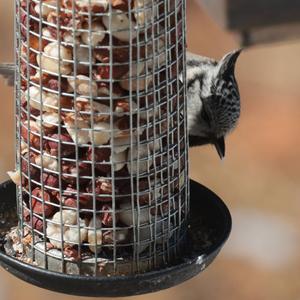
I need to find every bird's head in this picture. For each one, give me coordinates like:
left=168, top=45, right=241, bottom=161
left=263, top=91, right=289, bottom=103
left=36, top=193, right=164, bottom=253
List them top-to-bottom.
left=189, top=49, right=242, bottom=159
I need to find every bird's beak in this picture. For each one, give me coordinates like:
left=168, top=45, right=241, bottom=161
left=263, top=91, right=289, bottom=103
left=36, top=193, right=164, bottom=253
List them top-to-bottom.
left=189, top=135, right=226, bottom=159
left=213, top=137, right=226, bottom=159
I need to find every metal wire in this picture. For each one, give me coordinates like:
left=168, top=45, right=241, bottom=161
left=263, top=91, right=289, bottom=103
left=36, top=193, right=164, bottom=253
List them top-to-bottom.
left=15, top=0, right=188, bottom=275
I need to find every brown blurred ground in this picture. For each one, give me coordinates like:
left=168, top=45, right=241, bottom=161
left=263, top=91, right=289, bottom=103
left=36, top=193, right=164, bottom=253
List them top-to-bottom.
left=0, top=1, right=300, bottom=299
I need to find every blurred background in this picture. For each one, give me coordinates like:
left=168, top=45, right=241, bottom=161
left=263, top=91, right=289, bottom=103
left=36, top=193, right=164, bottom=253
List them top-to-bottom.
left=0, top=0, right=300, bottom=299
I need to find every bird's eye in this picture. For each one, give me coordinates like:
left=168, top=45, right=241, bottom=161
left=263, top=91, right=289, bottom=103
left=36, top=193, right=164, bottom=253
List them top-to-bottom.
left=201, top=109, right=210, bottom=124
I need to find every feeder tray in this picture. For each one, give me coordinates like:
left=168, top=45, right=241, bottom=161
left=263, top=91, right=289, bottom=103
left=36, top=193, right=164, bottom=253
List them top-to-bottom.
left=0, top=179, right=231, bottom=297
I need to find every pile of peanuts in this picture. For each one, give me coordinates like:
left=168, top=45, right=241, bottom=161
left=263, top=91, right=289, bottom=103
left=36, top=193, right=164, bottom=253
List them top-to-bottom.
left=10, top=0, right=186, bottom=258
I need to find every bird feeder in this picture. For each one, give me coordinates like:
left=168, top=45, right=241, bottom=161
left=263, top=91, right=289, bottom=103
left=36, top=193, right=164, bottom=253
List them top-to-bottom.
left=0, top=0, right=231, bottom=296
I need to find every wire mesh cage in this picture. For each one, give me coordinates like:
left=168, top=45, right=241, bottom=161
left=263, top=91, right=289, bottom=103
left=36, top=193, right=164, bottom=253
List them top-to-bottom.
left=13, top=0, right=189, bottom=276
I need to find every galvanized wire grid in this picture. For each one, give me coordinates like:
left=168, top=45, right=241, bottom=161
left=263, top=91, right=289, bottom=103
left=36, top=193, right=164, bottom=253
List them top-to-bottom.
left=15, top=0, right=188, bottom=275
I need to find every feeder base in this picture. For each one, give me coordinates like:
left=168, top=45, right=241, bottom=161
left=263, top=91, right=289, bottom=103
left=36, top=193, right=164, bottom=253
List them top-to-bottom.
left=0, top=179, right=231, bottom=297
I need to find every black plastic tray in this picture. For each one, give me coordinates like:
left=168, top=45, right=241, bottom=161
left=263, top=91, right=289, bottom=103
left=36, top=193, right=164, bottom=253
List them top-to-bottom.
left=0, top=179, right=231, bottom=297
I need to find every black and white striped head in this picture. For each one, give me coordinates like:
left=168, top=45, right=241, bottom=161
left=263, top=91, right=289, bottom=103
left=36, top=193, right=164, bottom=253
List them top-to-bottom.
left=187, top=49, right=242, bottom=158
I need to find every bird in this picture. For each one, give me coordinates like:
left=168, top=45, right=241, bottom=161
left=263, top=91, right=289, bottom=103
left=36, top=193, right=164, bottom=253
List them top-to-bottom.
left=185, top=49, right=242, bottom=159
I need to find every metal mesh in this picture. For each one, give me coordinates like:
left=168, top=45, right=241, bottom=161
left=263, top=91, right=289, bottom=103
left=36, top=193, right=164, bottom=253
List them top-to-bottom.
left=15, top=0, right=189, bottom=275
